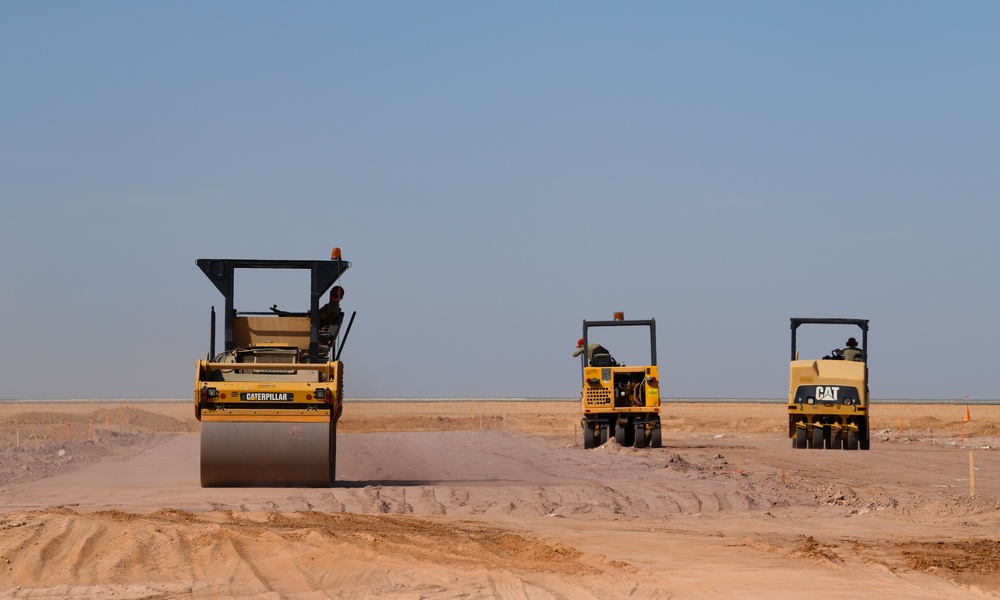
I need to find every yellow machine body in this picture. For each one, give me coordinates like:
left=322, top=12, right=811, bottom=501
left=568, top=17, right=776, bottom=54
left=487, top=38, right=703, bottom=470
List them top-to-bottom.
left=789, top=357, right=868, bottom=424
left=788, top=358, right=869, bottom=449
left=582, top=365, right=660, bottom=414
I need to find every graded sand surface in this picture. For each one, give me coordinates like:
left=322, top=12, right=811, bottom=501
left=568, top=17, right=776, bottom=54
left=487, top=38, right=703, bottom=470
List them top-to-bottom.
left=1, top=400, right=999, bottom=598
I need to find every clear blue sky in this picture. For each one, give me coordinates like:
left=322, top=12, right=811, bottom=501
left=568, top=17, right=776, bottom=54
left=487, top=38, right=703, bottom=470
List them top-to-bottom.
left=2, top=2, right=997, bottom=400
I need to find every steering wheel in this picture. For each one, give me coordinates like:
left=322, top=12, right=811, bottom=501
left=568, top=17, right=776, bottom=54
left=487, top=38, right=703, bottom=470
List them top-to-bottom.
left=830, top=348, right=844, bottom=359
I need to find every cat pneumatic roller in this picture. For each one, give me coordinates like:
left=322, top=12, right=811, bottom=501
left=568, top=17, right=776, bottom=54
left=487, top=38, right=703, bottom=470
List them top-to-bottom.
left=194, top=249, right=355, bottom=486
left=577, top=314, right=662, bottom=449
left=788, top=318, right=870, bottom=451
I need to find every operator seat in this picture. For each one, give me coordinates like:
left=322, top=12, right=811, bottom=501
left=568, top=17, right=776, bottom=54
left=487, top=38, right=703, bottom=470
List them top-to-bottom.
left=591, top=353, right=617, bottom=367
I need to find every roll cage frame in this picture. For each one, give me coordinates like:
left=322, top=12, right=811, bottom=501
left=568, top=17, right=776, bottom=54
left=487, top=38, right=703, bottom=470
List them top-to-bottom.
left=197, top=257, right=351, bottom=364
left=790, top=317, right=869, bottom=363
left=580, top=318, right=657, bottom=376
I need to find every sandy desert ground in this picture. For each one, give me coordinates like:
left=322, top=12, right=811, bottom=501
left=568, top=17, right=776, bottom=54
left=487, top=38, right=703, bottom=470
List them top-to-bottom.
left=1, top=399, right=999, bottom=599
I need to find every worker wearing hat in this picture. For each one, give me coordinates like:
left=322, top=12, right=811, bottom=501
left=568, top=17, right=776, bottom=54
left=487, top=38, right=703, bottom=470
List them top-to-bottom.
left=841, top=337, right=862, bottom=362
left=573, top=338, right=613, bottom=366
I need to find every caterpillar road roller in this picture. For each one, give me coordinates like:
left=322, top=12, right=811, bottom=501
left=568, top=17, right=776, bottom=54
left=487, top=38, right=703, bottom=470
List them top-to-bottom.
left=194, top=250, right=355, bottom=486
left=577, top=314, right=662, bottom=449
left=788, top=318, right=870, bottom=451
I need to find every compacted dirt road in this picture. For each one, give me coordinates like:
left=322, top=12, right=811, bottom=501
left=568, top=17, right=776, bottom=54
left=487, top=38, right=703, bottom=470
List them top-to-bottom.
left=1, top=400, right=999, bottom=599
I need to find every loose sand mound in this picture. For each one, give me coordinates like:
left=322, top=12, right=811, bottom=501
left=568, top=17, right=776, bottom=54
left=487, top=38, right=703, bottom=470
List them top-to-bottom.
left=0, top=507, right=668, bottom=599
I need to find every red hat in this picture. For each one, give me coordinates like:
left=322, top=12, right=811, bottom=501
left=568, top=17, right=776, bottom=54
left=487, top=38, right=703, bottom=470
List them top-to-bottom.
left=846, top=337, right=858, bottom=347
left=577, top=338, right=584, bottom=347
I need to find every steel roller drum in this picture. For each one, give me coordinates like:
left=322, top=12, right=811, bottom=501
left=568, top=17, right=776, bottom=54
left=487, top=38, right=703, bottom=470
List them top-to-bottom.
left=200, top=421, right=335, bottom=487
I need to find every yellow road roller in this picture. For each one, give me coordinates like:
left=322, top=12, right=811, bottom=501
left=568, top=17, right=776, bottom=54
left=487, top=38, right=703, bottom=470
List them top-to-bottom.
left=194, top=250, right=354, bottom=486
left=577, top=315, right=661, bottom=449
left=788, top=318, right=870, bottom=451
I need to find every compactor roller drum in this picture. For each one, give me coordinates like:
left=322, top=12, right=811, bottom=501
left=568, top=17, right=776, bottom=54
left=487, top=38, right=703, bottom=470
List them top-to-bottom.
left=194, top=252, right=354, bottom=487
left=577, top=316, right=662, bottom=449
left=787, top=318, right=870, bottom=452
left=201, top=421, right=335, bottom=486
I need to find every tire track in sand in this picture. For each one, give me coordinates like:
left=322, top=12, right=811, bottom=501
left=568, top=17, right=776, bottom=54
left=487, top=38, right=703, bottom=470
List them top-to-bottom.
left=228, top=529, right=322, bottom=597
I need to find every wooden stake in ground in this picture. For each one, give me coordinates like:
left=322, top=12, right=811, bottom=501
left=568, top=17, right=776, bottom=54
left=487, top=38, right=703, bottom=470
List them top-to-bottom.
left=969, top=451, right=976, bottom=496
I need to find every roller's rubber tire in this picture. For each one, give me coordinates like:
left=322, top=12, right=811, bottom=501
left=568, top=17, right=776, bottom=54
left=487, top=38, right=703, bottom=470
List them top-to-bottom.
left=615, top=423, right=627, bottom=445
left=599, top=424, right=609, bottom=446
left=634, top=424, right=648, bottom=449
left=583, top=425, right=596, bottom=449
left=812, top=425, right=825, bottom=450
left=651, top=427, right=662, bottom=448
left=795, top=427, right=808, bottom=449
left=846, top=429, right=859, bottom=450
